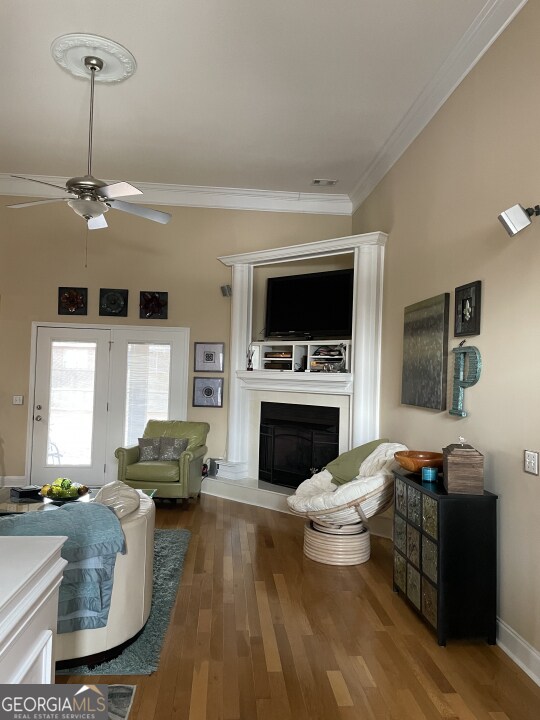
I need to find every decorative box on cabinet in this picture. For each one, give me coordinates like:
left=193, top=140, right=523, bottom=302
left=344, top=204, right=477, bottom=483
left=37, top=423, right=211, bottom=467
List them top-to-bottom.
left=392, top=469, right=497, bottom=646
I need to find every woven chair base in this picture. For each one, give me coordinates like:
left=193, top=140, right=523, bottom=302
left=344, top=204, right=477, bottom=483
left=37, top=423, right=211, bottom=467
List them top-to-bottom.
left=303, top=521, right=371, bottom=565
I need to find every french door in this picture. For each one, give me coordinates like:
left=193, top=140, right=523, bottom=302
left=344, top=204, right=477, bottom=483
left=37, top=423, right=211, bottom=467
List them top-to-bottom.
left=29, top=324, right=189, bottom=485
left=31, top=327, right=111, bottom=485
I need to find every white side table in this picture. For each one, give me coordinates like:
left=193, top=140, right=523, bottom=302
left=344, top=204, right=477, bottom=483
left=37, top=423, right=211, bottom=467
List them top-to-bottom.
left=0, top=536, right=67, bottom=683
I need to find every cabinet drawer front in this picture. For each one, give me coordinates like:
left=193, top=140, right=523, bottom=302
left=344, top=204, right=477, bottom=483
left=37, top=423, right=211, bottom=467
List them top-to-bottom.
left=395, top=477, right=406, bottom=516
left=407, top=485, right=421, bottom=525
left=422, top=494, right=438, bottom=538
left=394, top=514, right=406, bottom=554
left=406, top=525, right=420, bottom=567
left=422, top=535, right=437, bottom=583
left=394, top=551, right=406, bottom=593
left=407, top=564, right=421, bottom=609
left=422, top=578, right=438, bottom=629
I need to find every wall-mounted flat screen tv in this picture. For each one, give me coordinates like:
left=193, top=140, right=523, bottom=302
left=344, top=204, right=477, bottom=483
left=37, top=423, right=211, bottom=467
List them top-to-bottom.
left=265, top=268, right=354, bottom=339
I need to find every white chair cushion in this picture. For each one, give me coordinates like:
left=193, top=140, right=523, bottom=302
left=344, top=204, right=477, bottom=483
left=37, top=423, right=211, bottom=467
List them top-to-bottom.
left=287, top=442, right=407, bottom=515
left=358, top=442, right=408, bottom=477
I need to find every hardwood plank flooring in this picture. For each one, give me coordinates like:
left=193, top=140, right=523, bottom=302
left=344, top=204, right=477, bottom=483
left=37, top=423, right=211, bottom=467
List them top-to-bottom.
left=56, top=495, right=540, bottom=719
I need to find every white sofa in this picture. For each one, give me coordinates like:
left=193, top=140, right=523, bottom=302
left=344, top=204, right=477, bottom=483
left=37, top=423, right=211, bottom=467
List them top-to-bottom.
left=54, top=488, right=155, bottom=662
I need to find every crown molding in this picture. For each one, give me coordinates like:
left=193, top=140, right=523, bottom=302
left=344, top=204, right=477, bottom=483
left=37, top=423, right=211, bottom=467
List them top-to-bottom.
left=349, top=0, right=528, bottom=212
left=0, top=174, right=352, bottom=216
left=218, top=231, right=387, bottom=267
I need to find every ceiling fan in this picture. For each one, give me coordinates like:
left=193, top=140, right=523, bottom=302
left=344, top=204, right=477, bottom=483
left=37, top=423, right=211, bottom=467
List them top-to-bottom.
left=8, top=53, right=171, bottom=230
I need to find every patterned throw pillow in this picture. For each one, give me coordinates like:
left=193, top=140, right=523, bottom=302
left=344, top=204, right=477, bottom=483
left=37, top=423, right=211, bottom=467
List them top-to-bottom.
left=138, top=437, right=161, bottom=461
left=159, top=437, right=189, bottom=461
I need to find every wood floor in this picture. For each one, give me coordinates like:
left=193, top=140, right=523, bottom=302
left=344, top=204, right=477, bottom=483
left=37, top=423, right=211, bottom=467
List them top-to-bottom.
left=57, top=495, right=540, bottom=719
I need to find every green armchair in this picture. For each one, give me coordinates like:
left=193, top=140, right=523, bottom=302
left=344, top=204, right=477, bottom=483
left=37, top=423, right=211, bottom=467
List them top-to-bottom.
left=114, top=420, right=209, bottom=500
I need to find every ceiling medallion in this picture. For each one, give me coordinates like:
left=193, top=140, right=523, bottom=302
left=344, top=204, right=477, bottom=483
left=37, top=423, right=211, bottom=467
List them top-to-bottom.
left=51, top=33, right=136, bottom=83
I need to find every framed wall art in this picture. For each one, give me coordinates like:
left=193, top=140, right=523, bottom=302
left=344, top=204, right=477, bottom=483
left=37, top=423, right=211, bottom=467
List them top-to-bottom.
left=454, top=280, right=481, bottom=337
left=58, top=287, right=87, bottom=315
left=99, top=288, right=128, bottom=317
left=140, top=291, right=168, bottom=319
left=401, top=293, right=450, bottom=411
left=194, top=342, right=224, bottom=372
left=193, top=377, right=223, bottom=407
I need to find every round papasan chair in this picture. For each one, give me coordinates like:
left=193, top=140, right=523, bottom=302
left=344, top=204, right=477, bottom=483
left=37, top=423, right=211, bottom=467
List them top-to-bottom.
left=287, top=441, right=407, bottom=565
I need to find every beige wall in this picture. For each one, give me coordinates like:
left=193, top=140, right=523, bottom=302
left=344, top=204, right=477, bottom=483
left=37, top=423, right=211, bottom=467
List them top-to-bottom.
left=353, top=2, right=540, bottom=650
left=0, top=200, right=350, bottom=476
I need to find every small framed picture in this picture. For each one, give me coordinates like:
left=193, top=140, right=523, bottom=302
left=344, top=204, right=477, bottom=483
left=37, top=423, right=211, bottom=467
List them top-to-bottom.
left=454, top=281, right=481, bottom=337
left=58, top=287, right=87, bottom=315
left=99, top=288, right=128, bottom=317
left=140, top=291, right=168, bottom=319
left=194, top=342, right=224, bottom=372
left=193, top=377, right=223, bottom=407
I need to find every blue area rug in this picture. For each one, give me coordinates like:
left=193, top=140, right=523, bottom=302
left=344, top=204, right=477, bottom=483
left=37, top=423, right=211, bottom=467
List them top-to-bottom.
left=57, top=528, right=190, bottom=675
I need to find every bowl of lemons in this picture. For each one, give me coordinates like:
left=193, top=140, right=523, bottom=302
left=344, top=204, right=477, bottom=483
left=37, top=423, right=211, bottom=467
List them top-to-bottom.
left=40, top=477, right=89, bottom=501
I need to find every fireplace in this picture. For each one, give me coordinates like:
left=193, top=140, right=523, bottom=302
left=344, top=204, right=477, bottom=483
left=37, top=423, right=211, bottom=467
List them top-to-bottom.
left=259, top=402, right=339, bottom=488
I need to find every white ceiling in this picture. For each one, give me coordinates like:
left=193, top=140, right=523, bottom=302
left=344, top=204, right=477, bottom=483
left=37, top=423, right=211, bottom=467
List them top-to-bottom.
left=0, top=0, right=527, bottom=213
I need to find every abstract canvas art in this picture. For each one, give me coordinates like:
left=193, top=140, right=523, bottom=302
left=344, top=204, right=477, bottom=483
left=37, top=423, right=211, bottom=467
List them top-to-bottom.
left=401, top=293, right=450, bottom=410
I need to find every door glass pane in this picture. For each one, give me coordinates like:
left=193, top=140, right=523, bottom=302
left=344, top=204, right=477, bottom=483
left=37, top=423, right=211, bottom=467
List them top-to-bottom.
left=48, top=341, right=96, bottom=466
left=124, top=343, right=171, bottom=446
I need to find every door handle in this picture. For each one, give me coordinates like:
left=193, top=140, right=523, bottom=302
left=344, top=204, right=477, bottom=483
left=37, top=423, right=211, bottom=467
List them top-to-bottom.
left=36, top=404, right=42, bottom=410
left=35, top=415, right=42, bottom=421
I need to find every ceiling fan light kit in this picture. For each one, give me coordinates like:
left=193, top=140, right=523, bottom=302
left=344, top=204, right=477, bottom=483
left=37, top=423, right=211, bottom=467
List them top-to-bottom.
left=8, top=33, right=171, bottom=230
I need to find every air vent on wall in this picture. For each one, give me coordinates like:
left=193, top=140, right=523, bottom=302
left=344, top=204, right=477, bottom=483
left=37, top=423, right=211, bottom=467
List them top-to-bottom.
left=311, top=179, right=338, bottom=187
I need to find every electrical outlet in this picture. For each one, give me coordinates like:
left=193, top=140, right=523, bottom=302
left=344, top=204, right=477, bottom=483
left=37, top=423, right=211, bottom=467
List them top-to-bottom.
left=12, top=395, right=24, bottom=405
left=524, top=450, right=539, bottom=475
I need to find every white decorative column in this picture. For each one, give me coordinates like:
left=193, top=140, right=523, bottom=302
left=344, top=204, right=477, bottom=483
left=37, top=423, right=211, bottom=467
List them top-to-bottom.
left=218, top=232, right=388, bottom=481
left=351, top=240, right=385, bottom=446
left=219, top=263, right=252, bottom=478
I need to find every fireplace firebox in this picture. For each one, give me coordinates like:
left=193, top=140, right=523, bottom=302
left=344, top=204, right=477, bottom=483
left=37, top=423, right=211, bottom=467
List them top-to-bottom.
left=259, top=402, right=339, bottom=488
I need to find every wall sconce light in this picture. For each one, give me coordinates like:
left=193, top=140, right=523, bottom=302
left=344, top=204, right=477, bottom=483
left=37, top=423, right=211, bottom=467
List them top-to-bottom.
left=498, top=203, right=540, bottom=236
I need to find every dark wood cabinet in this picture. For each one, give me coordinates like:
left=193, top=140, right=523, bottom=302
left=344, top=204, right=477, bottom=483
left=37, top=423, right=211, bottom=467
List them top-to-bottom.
left=393, top=469, right=497, bottom=645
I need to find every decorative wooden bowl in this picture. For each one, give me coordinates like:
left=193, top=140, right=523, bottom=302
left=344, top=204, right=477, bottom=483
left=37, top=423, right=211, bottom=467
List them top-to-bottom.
left=394, top=450, right=443, bottom=473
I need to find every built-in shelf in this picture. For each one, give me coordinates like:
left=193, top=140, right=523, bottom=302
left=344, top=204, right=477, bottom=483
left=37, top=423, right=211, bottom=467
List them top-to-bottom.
left=250, top=340, right=351, bottom=373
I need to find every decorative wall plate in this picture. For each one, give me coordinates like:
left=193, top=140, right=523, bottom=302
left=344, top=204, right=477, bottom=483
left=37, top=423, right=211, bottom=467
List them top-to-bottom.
left=58, top=287, right=87, bottom=315
left=99, top=288, right=128, bottom=316
left=140, top=291, right=168, bottom=319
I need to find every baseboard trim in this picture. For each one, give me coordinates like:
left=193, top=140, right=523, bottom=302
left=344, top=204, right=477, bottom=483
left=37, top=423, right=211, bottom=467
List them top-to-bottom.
left=201, top=476, right=291, bottom=514
left=497, top=618, right=540, bottom=687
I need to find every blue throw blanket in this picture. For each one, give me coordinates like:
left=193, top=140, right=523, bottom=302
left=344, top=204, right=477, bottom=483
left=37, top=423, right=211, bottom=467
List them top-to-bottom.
left=0, top=502, right=126, bottom=633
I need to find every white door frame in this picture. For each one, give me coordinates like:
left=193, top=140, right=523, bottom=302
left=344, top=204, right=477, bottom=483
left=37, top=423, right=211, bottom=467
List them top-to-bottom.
left=27, top=322, right=190, bottom=484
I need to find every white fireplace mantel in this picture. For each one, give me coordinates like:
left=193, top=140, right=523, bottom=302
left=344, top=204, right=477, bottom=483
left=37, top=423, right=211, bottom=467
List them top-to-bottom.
left=218, top=232, right=387, bottom=480
left=237, top=370, right=353, bottom=394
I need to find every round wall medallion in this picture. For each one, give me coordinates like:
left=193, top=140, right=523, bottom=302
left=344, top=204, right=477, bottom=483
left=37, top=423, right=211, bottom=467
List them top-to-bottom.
left=51, top=34, right=137, bottom=83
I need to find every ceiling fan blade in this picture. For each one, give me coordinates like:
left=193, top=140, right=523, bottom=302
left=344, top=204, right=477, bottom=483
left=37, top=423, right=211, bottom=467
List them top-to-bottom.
left=11, top=175, right=68, bottom=192
left=100, top=181, right=143, bottom=199
left=7, top=198, right=67, bottom=209
left=108, top=200, right=171, bottom=224
left=88, top=214, right=108, bottom=230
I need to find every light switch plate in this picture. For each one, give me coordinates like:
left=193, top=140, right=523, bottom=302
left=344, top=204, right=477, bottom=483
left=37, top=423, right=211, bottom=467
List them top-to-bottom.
left=12, top=395, right=24, bottom=405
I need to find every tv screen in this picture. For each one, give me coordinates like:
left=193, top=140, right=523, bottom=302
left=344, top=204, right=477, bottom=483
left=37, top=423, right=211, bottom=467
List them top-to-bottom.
left=265, top=268, right=354, bottom=339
